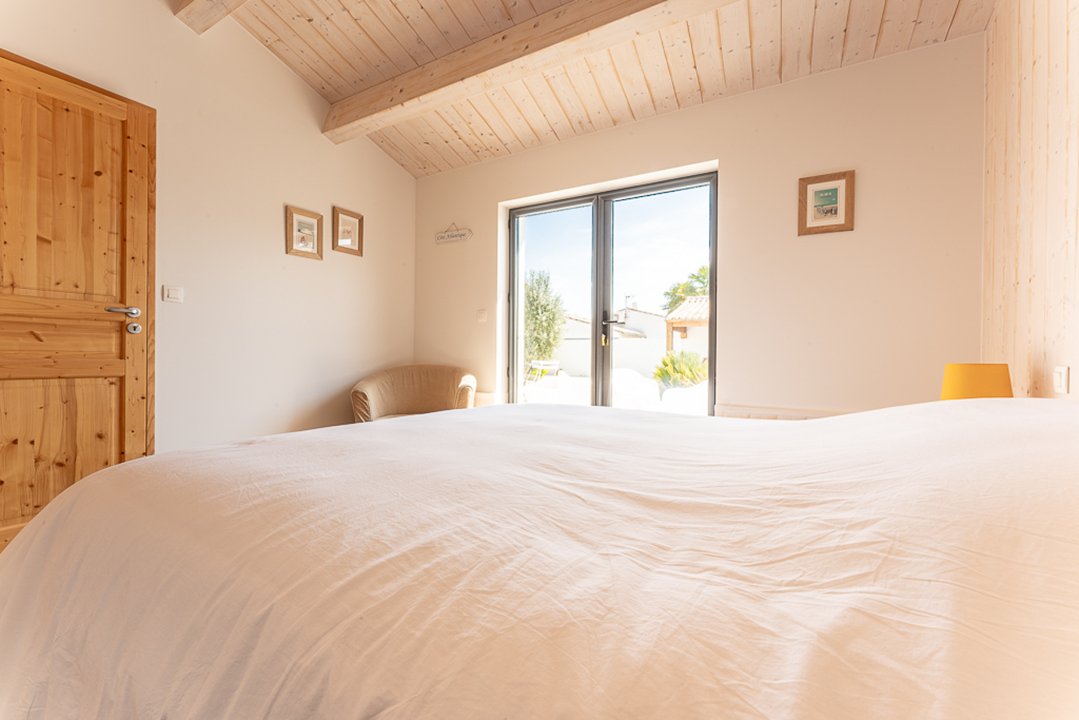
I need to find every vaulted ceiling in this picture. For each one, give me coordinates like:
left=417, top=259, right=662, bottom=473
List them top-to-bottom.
left=174, top=0, right=996, bottom=177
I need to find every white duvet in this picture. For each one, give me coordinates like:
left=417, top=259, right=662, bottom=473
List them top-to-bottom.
left=1, top=400, right=1078, bottom=719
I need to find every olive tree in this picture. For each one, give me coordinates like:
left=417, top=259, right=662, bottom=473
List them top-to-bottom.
left=524, top=270, right=565, bottom=365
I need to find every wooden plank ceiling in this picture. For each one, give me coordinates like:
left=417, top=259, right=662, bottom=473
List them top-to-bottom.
left=204, top=0, right=996, bottom=176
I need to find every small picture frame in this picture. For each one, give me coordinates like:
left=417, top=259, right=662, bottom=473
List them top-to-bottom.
left=798, top=171, right=855, bottom=235
left=285, top=205, right=323, bottom=259
left=332, top=207, right=364, bottom=256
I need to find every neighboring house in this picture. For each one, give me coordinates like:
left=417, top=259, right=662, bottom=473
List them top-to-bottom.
left=666, top=296, right=710, bottom=357
left=551, top=301, right=710, bottom=381
left=555, top=307, right=666, bottom=379
left=616, top=307, right=669, bottom=377
left=554, top=314, right=594, bottom=378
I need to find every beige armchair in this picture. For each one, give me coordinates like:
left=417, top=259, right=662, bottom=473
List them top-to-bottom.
left=350, top=365, right=477, bottom=422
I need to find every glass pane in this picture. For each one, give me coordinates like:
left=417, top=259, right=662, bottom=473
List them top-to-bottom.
left=609, top=185, right=712, bottom=415
left=515, top=204, right=594, bottom=406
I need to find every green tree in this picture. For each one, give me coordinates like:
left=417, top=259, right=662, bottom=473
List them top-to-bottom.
left=663, top=265, right=710, bottom=312
left=524, top=270, right=565, bottom=364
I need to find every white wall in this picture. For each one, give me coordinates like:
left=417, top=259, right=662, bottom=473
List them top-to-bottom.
left=0, top=0, right=416, bottom=451
left=414, top=36, right=985, bottom=414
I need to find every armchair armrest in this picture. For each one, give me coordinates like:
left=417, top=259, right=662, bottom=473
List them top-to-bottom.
left=455, top=374, right=477, bottom=410
left=350, top=379, right=381, bottom=423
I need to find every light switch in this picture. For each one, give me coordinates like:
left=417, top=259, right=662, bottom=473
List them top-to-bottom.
left=162, top=285, right=185, bottom=304
left=476, top=309, right=488, bottom=323
left=1053, top=366, right=1070, bottom=395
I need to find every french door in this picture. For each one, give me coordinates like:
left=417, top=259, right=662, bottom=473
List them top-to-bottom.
left=509, top=173, right=717, bottom=415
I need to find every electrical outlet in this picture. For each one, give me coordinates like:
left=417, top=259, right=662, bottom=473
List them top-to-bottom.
left=476, top=309, right=488, bottom=324
left=1053, top=366, right=1070, bottom=395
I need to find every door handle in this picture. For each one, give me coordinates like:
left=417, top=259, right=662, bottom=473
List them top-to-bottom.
left=105, top=306, right=142, bottom=319
left=600, top=311, right=624, bottom=327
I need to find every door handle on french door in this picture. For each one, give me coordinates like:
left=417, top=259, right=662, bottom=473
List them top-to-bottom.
left=105, top=306, right=142, bottom=319
left=600, top=311, right=624, bottom=327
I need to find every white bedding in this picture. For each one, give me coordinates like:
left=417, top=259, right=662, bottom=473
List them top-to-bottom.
left=1, top=400, right=1078, bottom=719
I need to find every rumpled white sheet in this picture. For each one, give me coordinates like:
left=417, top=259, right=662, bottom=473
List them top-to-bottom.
left=1, top=400, right=1078, bottom=719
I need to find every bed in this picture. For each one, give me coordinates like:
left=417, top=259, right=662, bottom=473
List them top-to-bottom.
left=1, top=400, right=1077, bottom=718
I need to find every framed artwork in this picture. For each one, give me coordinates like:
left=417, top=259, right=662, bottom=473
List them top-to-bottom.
left=798, top=171, right=855, bottom=235
left=285, top=205, right=323, bottom=260
left=332, top=207, right=364, bottom=256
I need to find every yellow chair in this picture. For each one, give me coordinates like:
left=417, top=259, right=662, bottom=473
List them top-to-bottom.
left=940, top=363, right=1013, bottom=400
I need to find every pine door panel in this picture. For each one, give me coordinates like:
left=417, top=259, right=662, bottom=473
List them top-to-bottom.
left=0, top=50, right=154, bottom=552
left=1, top=83, right=124, bottom=301
left=0, top=378, right=120, bottom=533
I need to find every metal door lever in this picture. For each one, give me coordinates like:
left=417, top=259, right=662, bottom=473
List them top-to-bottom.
left=105, top=304, right=141, bottom=317
left=600, top=311, right=624, bottom=327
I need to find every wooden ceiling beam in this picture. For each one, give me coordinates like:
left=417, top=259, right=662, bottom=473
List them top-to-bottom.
left=175, top=0, right=251, bottom=34
left=322, top=0, right=743, bottom=143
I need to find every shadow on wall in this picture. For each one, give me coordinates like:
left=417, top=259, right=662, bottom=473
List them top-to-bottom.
left=286, top=385, right=358, bottom=432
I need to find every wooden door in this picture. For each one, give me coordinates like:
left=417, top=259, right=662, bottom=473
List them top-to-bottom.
left=0, top=51, right=155, bottom=551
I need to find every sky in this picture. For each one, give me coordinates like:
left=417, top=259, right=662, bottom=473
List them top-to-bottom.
left=517, top=184, right=712, bottom=318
